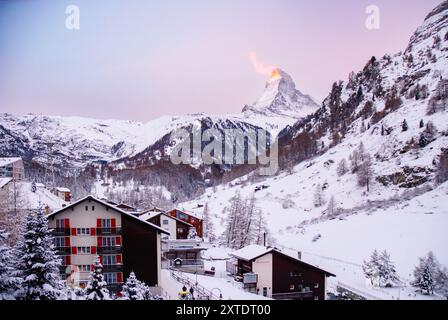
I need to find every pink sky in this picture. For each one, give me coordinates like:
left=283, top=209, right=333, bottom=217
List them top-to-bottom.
left=0, top=0, right=442, bottom=121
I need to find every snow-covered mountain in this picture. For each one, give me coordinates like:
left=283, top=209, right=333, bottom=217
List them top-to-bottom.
left=180, top=1, right=448, bottom=299
left=0, top=68, right=316, bottom=176
left=243, top=68, right=319, bottom=119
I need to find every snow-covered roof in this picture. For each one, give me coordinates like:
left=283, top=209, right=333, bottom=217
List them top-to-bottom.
left=0, top=157, right=22, bottom=167
left=0, top=177, right=12, bottom=189
left=55, top=187, right=71, bottom=193
left=47, top=195, right=170, bottom=235
left=230, top=244, right=336, bottom=276
left=230, top=244, right=273, bottom=261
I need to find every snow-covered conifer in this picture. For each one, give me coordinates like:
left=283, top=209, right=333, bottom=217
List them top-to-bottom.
left=14, top=209, right=66, bottom=300
left=0, top=230, right=20, bottom=299
left=85, top=257, right=110, bottom=300
left=121, top=271, right=146, bottom=300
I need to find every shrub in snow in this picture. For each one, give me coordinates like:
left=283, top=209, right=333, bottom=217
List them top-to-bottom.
left=402, top=119, right=408, bottom=132
left=13, top=210, right=66, bottom=300
left=0, top=230, right=20, bottom=300
left=85, top=257, right=111, bottom=300
left=121, top=271, right=151, bottom=300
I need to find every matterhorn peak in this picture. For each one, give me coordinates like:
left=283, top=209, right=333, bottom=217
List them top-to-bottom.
left=242, top=68, right=319, bottom=119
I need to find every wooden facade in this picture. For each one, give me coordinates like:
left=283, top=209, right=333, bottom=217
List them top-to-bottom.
left=166, top=209, right=203, bottom=237
left=231, top=246, right=335, bottom=300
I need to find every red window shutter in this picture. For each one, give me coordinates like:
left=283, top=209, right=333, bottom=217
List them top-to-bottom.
left=96, top=218, right=102, bottom=228
left=111, top=218, right=116, bottom=228
left=64, top=219, right=70, bottom=228
left=90, top=227, right=96, bottom=236
left=71, top=228, right=77, bottom=236
left=116, top=236, right=121, bottom=246
left=65, top=237, right=70, bottom=247
left=97, top=237, right=103, bottom=247
left=91, top=246, right=97, bottom=254
left=71, top=247, right=77, bottom=254
left=116, top=254, right=122, bottom=264
left=99, top=255, right=103, bottom=264
left=65, top=256, right=71, bottom=266
left=90, top=264, right=94, bottom=271
left=117, top=272, right=123, bottom=283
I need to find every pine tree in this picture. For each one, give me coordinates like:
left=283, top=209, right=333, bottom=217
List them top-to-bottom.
left=402, top=119, right=408, bottom=132
left=419, top=119, right=424, bottom=128
left=357, top=153, right=373, bottom=192
left=336, top=158, right=348, bottom=177
left=313, top=184, right=325, bottom=208
left=326, top=196, right=337, bottom=216
left=202, top=203, right=216, bottom=243
left=14, top=209, right=66, bottom=300
left=0, top=230, right=20, bottom=299
left=363, top=250, right=381, bottom=286
left=379, top=250, right=399, bottom=287
left=412, top=252, right=439, bottom=295
left=85, top=257, right=111, bottom=300
left=121, top=271, right=146, bottom=300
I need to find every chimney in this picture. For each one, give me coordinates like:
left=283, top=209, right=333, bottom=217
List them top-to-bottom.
left=297, top=251, right=302, bottom=260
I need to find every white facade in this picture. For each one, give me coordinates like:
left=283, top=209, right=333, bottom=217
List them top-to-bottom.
left=252, top=253, right=273, bottom=298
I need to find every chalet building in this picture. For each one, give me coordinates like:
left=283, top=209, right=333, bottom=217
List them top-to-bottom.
left=0, top=157, right=25, bottom=180
left=0, top=178, right=13, bottom=198
left=51, top=187, right=72, bottom=202
left=47, top=196, right=169, bottom=294
left=166, top=209, right=203, bottom=238
left=140, top=210, right=206, bottom=273
left=140, top=210, right=193, bottom=240
left=228, top=245, right=335, bottom=300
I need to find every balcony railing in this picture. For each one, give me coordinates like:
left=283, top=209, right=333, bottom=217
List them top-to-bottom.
left=96, top=227, right=122, bottom=235
left=52, top=228, right=71, bottom=236
left=97, top=245, right=122, bottom=254
left=55, top=246, right=71, bottom=255
left=103, top=264, right=124, bottom=272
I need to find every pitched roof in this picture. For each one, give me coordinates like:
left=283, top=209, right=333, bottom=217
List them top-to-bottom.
left=0, top=157, right=22, bottom=167
left=0, top=177, right=12, bottom=189
left=55, top=187, right=71, bottom=193
left=47, top=195, right=169, bottom=235
left=167, top=208, right=203, bottom=220
left=230, top=244, right=336, bottom=277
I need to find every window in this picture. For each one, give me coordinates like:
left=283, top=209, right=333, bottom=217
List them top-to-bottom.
left=85, top=206, right=88, bottom=211
left=92, top=206, right=95, bottom=211
left=56, top=219, right=65, bottom=229
left=101, top=219, right=111, bottom=228
left=162, top=219, right=169, bottom=225
left=177, top=227, right=185, bottom=234
left=76, top=228, right=90, bottom=236
left=54, top=237, right=65, bottom=247
left=103, top=237, right=116, bottom=247
left=77, top=246, right=91, bottom=254
left=186, top=252, right=197, bottom=259
left=103, top=255, right=116, bottom=266
left=78, top=265, right=92, bottom=273
left=290, top=271, right=302, bottom=277
left=104, top=273, right=117, bottom=284
left=314, top=283, right=319, bottom=289
left=289, top=284, right=295, bottom=291
left=262, top=287, right=268, bottom=297
left=314, top=296, right=319, bottom=300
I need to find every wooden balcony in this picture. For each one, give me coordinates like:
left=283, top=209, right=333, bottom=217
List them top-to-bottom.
left=52, top=228, right=71, bottom=236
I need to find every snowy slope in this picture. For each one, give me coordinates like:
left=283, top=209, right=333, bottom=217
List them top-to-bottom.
left=179, top=2, right=448, bottom=299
